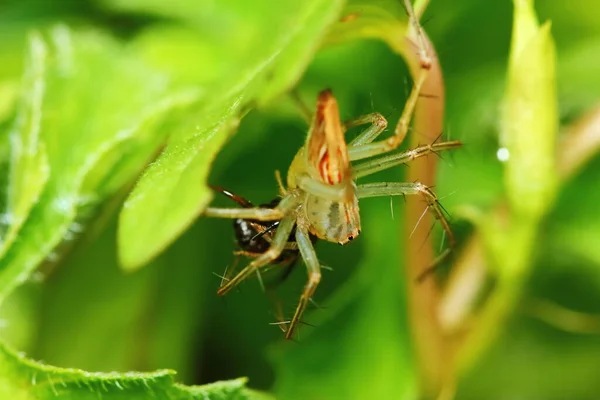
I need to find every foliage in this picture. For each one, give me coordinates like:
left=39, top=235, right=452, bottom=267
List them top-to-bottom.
left=0, top=0, right=599, bottom=399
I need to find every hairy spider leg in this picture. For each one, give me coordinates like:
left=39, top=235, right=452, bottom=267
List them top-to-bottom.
left=340, top=4, right=431, bottom=162
left=346, top=62, right=427, bottom=161
left=345, top=113, right=388, bottom=146
left=296, top=137, right=461, bottom=205
left=352, top=140, right=462, bottom=179
left=357, top=181, right=456, bottom=274
left=357, top=182, right=455, bottom=246
left=204, top=192, right=298, bottom=221
left=217, top=215, right=296, bottom=296
left=242, top=222, right=299, bottom=250
left=285, top=227, right=322, bottom=339
left=219, top=257, right=238, bottom=287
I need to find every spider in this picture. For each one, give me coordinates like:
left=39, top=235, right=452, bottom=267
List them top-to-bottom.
left=205, top=1, right=462, bottom=339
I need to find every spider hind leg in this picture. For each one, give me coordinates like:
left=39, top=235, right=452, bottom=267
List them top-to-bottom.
left=357, top=181, right=456, bottom=278
left=284, top=227, right=322, bottom=340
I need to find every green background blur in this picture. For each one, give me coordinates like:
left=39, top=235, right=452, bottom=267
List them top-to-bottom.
left=1, top=1, right=599, bottom=399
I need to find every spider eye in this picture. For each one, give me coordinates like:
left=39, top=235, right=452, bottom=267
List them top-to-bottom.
left=348, top=235, right=354, bottom=241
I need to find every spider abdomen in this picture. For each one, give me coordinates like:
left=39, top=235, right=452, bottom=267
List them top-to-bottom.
left=303, top=195, right=360, bottom=245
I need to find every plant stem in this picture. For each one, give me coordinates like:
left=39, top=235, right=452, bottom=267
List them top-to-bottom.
left=400, top=23, right=454, bottom=397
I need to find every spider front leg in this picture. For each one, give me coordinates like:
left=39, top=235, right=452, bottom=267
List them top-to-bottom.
left=347, top=0, right=432, bottom=163
left=347, top=66, right=428, bottom=162
left=346, top=113, right=388, bottom=147
left=353, top=140, right=462, bottom=179
left=357, top=181, right=455, bottom=247
left=205, top=192, right=297, bottom=221
left=217, top=215, right=296, bottom=296
left=285, top=227, right=322, bottom=340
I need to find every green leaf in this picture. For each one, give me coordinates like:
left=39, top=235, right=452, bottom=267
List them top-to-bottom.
left=118, top=0, right=345, bottom=270
left=324, top=0, right=407, bottom=51
left=0, top=26, right=200, bottom=302
left=2, top=33, right=50, bottom=259
left=35, top=206, right=211, bottom=381
left=35, top=215, right=162, bottom=373
left=0, top=340, right=263, bottom=400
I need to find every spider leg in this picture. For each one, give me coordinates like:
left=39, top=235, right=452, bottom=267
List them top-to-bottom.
left=347, top=0, right=432, bottom=163
left=347, top=68, right=427, bottom=162
left=345, top=113, right=388, bottom=147
left=353, top=140, right=462, bottom=179
left=274, top=170, right=287, bottom=195
left=296, top=174, right=354, bottom=203
left=357, top=181, right=455, bottom=247
left=205, top=193, right=297, bottom=221
left=217, top=216, right=296, bottom=295
left=286, top=227, right=322, bottom=340
left=256, top=236, right=298, bottom=251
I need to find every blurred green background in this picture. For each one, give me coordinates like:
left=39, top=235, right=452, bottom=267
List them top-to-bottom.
left=0, top=0, right=599, bottom=399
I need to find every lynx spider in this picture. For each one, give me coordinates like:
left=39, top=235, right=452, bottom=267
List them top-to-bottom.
left=205, top=0, right=462, bottom=339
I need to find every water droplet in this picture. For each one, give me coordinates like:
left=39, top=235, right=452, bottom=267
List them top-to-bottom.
left=497, top=147, right=510, bottom=162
